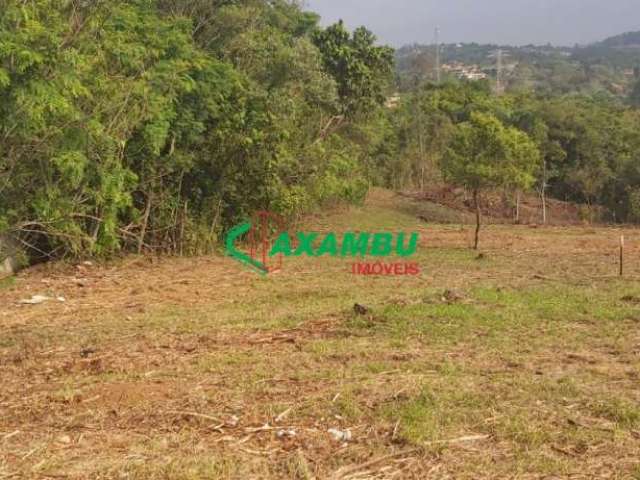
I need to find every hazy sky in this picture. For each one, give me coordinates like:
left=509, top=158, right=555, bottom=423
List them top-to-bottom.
left=306, top=0, right=640, bottom=47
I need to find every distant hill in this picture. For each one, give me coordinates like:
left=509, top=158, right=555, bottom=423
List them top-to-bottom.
left=396, top=31, right=640, bottom=95
left=573, top=31, right=640, bottom=68
left=598, top=31, right=640, bottom=49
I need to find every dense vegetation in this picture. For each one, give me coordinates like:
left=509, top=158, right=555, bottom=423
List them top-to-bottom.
left=0, top=0, right=393, bottom=258
left=2, top=1, right=640, bottom=260
left=383, top=81, right=640, bottom=226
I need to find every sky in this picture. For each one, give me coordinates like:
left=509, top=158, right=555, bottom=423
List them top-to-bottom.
left=305, top=0, right=640, bottom=47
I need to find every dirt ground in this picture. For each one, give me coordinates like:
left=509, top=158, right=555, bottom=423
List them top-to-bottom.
left=408, top=185, right=595, bottom=226
left=1, top=190, right=639, bottom=479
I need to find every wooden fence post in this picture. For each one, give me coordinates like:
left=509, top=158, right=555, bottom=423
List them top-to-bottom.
left=620, top=235, right=624, bottom=277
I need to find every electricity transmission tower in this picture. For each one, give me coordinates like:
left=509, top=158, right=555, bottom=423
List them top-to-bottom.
left=435, top=26, right=441, bottom=84
left=492, top=49, right=508, bottom=95
left=497, top=49, right=503, bottom=94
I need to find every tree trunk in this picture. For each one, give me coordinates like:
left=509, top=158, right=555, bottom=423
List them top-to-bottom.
left=417, top=103, right=425, bottom=193
left=541, top=160, right=547, bottom=225
left=473, top=189, right=481, bottom=250
left=515, top=190, right=521, bottom=224
left=138, top=192, right=152, bottom=254
left=0, top=234, right=20, bottom=278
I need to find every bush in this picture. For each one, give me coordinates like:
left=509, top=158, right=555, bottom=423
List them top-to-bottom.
left=0, top=0, right=390, bottom=259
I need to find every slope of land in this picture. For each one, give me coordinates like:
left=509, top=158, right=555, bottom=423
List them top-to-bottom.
left=404, top=187, right=588, bottom=226
left=1, top=189, right=639, bottom=479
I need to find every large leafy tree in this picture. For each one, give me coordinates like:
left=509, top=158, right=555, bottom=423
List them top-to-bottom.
left=0, top=0, right=388, bottom=261
left=0, top=0, right=250, bottom=255
left=313, top=20, right=394, bottom=119
left=533, top=97, right=621, bottom=221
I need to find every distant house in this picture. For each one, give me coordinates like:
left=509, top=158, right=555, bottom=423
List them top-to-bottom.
left=442, top=62, right=488, bottom=81
left=465, top=72, right=488, bottom=80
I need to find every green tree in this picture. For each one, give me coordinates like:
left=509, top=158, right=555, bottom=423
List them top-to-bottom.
left=0, top=0, right=392, bottom=262
left=313, top=20, right=394, bottom=119
left=629, top=79, right=640, bottom=107
left=393, top=92, right=453, bottom=190
left=534, top=97, right=623, bottom=222
left=442, top=112, right=540, bottom=249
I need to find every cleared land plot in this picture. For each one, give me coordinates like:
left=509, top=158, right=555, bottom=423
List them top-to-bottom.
left=1, top=191, right=639, bottom=479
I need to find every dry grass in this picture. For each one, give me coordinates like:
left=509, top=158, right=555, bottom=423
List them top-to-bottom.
left=1, top=189, right=639, bottom=479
